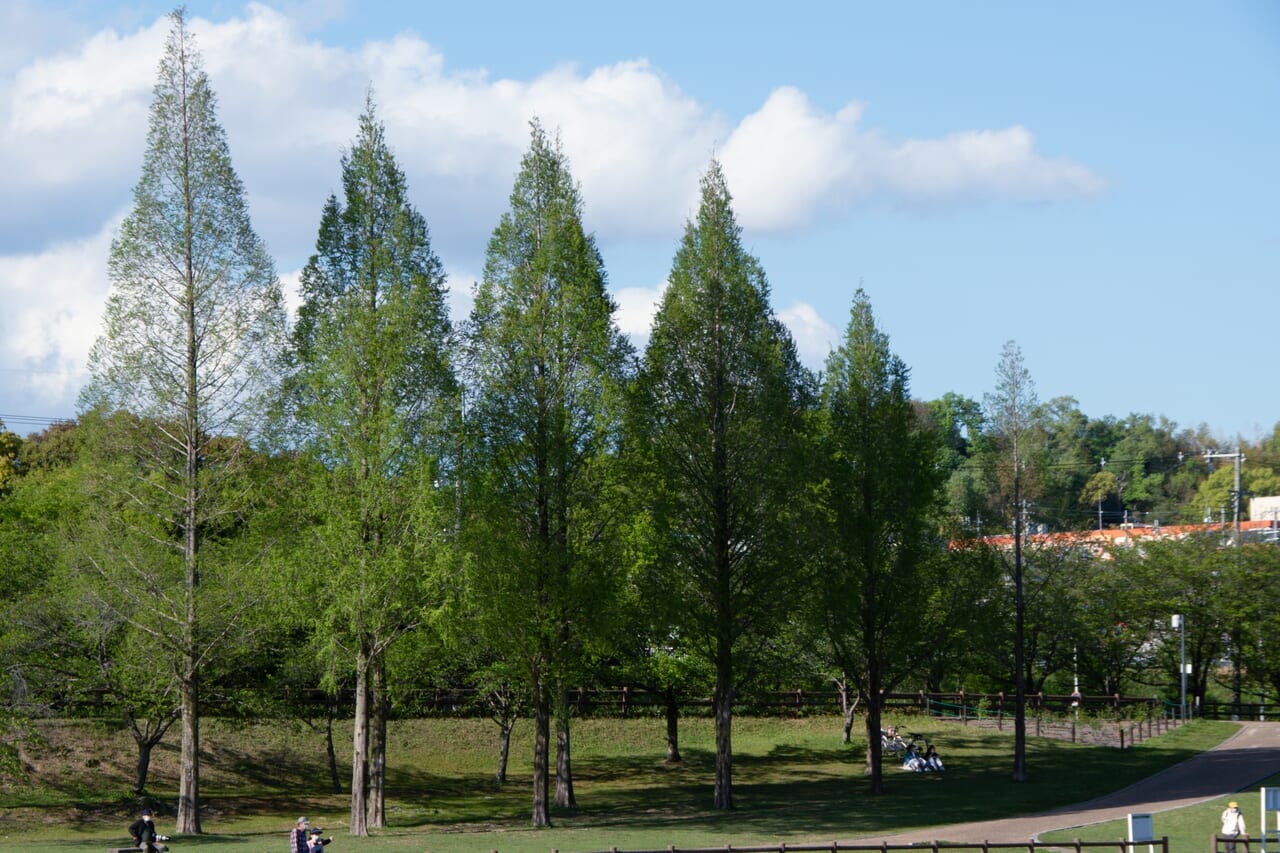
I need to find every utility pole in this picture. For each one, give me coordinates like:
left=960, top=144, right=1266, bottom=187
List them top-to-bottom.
left=1204, top=448, right=1245, bottom=540
left=1205, top=448, right=1247, bottom=712
left=1097, top=457, right=1106, bottom=531
left=1172, top=614, right=1187, bottom=721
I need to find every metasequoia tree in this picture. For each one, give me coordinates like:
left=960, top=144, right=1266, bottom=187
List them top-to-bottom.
left=80, top=9, right=284, bottom=833
left=286, top=94, right=456, bottom=836
left=462, top=121, right=630, bottom=826
left=628, top=161, right=809, bottom=809
left=816, top=290, right=943, bottom=794
left=984, top=340, right=1042, bottom=782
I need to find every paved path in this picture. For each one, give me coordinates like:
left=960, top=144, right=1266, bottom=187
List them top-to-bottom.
left=850, top=722, right=1280, bottom=845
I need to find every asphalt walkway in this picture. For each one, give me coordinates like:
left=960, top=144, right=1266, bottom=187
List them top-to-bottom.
left=850, top=721, right=1280, bottom=845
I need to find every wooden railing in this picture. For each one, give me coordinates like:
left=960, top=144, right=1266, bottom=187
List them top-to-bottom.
left=534, top=839, right=1169, bottom=853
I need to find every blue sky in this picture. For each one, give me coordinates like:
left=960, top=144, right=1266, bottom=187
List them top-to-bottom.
left=1, top=1, right=1277, bottom=439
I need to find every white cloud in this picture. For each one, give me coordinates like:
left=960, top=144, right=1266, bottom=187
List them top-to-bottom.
left=0, top=4, right=1105, bottom=421
left=2, top=6, right=1103, bottom=261
left=5, top=18, right=162, bottom=186
left=721, top=87, right=1106, bottom=231
left=0, top=221, right=113, bottom=411
left=441, top=264, right=478, bottom=329
left=279, top=267, right=305, bottom=324
left=613, top=281, right=668, bottom=340
left=606, top=291, right=839, bottom=371
left=777, top=302, right=840, bottom=371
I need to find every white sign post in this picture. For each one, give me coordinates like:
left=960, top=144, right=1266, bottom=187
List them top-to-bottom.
left=1261, top=789, right=1280, bottom=852
left=1129, top=812, right=1155, bottom=853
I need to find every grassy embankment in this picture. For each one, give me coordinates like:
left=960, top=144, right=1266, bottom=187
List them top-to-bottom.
left=0, top=714, right=1235, bottom=853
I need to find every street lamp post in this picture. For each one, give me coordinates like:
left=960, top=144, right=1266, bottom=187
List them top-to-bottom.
left=1173, top=614, right=1187, bottom=720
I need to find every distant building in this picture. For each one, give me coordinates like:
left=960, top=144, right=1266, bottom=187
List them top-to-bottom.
left=1250, top=495, right=1280, bottom=525
left=969, top=518, right=1279, bottom=557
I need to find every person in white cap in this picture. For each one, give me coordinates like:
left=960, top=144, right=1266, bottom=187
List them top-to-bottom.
left=1221, top=801, right=1246, bottom=853
left=290, top=817, right=310, bottom=853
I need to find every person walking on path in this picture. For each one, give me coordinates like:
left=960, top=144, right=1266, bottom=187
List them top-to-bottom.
left=1221, top=801, right=1247, bottom=853
left=290, top=817, right=310, bottom=853
left=308, top=826, right=333, bottom=853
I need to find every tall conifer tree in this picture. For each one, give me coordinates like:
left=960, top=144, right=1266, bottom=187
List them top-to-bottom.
left=81, top=9, right=284, bottom=834
left=287, top=93, right=456, bottom=835
left=462, top=121, right=631, bottom=826
left=629, top=161, right=809, bottom=809
left=816, top=289, right=943, bottom=794
left=985, top=340, right=1042, bottom=782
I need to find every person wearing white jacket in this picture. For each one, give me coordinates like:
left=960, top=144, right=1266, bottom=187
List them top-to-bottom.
left=1221, top=802, right=1247, bottom=853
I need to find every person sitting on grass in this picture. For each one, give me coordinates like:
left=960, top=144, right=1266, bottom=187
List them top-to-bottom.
left=902, top=743, right=925, bottom=771
left=924, top=744, right=944, bottom=772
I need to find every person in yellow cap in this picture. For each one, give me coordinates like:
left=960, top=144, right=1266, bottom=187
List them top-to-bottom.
left=1221, top=801, right=1246, bottom=853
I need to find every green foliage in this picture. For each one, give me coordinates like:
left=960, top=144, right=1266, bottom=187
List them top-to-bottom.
left=75, top=9, right=285, bottom=831
left=82, top=13, right=283, bottom=430
left=285, top=91, right=458, bottom=832
left=287, top=91, right=456, bottom=645
left=461, top=119, right=632, bottom=825
left=627, top=159, right=811, bottom=808
left=813, top=289, right=946, bottom=787
left=0, top=421, right=19, bottom=494
left=1108, top=533, right=1243, bottom=705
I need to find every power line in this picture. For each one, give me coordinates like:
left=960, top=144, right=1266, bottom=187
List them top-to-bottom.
left=0, top=366, right=89, bottom=377
left=0, top=413, right=76, bottom=429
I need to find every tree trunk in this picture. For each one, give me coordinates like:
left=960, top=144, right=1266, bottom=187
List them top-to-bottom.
left=175, top=52, right=203, bottom=834
left=1013, top=488, right=1028, bottom=782
left=863, top=519, right=883, bottom=794
left=349, top=640, right=371, bottom=836
left=370, top=653, right=386, bottom=828
left=713, top=661, right=734, bottom=810
left=175, top=670, right=201, bottom=833
left=835, top=677, right=858, bottom=745
left=864, top=681, right=883, bottom=793
left=531, top=682, right=551, bottom=827
left=490, top=687, right=517, bottom=784
left=664, top=688, right=682, bottom=763
left=325, top=702, right=341, bottom=794
left=128, top=710, right=179, bottom=796
left=554, top=712, right=575, bottom=809
left=495, top=716, right=513, bottom=784
left=133, top=738, right=154, bottom=796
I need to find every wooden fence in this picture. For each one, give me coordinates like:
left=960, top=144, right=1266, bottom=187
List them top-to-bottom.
left=48, top=685, right=1172, bottom=723
left=374, top=687, right=1164, bottom=720
left=530, top=840, right=1169, bottom=853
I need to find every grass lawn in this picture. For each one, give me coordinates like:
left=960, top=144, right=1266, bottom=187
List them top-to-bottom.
left=0, top=715, right=1236, bottom=853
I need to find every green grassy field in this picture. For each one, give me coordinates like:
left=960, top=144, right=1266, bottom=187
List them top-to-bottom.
left=0, top=715, right=1236, bottom=853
